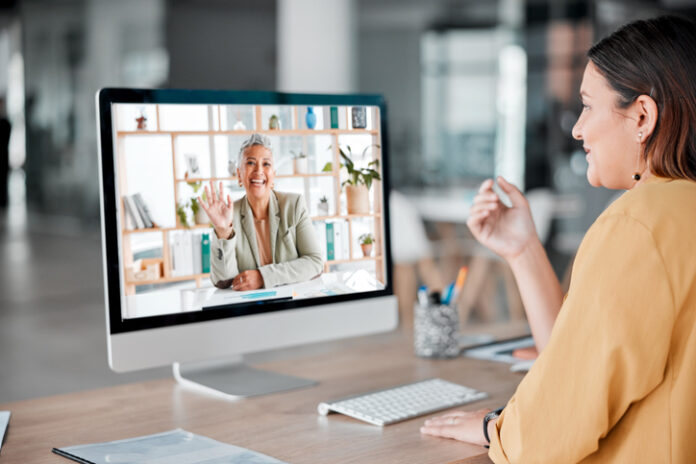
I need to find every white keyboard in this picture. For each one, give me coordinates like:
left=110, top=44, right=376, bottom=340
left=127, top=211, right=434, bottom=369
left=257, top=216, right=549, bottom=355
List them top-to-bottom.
left=317, top=378, right=488, bottom=426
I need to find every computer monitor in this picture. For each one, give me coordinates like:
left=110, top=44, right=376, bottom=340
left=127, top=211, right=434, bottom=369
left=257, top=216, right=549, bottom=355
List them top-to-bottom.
left=96, top=88, right=398, bottom=398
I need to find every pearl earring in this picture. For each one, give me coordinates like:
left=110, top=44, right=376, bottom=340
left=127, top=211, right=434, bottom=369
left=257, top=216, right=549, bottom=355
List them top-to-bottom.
left=637, top=131, right=643, bottom=142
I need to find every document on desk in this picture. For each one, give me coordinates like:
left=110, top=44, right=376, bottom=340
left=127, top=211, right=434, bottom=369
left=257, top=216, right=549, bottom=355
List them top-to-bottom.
left=0, top=410, right=10, bottom=453
left=52, top=429, right=288, bottom=464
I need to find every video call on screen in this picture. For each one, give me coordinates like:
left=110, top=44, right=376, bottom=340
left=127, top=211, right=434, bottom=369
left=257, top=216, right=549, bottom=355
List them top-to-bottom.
left=111, top=102, right=387, bottom=320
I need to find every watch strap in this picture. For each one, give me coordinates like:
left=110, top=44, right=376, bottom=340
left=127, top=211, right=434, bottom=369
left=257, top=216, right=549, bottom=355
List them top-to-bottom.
left=483, top=406, right=505, bottom=448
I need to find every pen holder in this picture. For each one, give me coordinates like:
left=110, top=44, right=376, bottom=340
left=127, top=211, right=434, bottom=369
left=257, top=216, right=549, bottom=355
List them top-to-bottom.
left=413, top=302, right=460, bottom=358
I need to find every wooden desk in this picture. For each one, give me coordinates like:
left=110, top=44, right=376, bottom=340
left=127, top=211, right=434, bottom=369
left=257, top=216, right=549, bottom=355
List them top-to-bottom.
left=0, top=330, right=524, bottom=463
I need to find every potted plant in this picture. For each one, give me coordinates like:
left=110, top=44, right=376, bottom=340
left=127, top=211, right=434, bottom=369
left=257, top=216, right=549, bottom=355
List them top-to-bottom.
left=322, top=144, right=381, bottom=214
left=291, top=150, right=309, bottom=174
left=181, top=179, right=210, bottom=227
left=317, top=196, right=329, bottom=216
left=176, top=201, right=192, bottom=228
left=358, top=233, right=375, bottom=257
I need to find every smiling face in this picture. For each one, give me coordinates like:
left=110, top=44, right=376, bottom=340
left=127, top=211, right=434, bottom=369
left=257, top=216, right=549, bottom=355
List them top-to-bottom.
left=572, top=61, right=641, bottom=189
left=237, top=144, right=275, bottom=202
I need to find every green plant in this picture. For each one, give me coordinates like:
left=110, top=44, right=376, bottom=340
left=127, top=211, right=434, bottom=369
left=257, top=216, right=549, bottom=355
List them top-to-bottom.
left=322, top=144, right=381, bottom=190
left=290, top=150, right=308, bottom=159
left=178, top=182, right=208, bottom=228
left=319, top=196, right=328, bottom=204
left=176, top=202, right=191, bottom=228
left=358, top=233, right=374, bottom=245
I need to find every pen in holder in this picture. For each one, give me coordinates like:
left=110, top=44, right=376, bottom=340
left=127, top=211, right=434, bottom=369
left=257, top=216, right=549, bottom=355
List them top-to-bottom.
left=413, top=300, right=460, bottom=358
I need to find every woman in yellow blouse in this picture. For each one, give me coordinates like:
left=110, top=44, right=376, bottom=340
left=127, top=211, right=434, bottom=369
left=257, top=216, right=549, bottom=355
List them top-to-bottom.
left=421, top=15, right=696, bottom=463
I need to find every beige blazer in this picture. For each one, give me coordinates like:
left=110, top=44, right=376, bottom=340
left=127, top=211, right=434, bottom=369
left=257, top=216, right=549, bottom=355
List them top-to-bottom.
left=210, top=191, right=324, bottom=288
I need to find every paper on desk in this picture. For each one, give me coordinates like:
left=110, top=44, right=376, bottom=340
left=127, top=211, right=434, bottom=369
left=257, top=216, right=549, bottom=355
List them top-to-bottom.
left=0, top=410, right=10, bottom=452
left=53, top=429, right=287, bottom=464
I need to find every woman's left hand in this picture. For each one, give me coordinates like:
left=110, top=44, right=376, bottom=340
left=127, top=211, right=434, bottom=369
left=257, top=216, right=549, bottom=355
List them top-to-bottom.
left=232, top=270, right=264, bottom=291
left=420, top=409, right=491, bottom=446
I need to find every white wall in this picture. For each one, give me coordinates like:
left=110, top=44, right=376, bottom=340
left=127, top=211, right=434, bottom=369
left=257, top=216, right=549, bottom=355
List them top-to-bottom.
left=277, top=0, right=356, bottom=93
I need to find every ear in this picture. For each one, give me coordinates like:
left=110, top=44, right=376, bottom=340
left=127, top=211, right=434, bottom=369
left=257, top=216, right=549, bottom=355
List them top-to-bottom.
left=633, top=94, right=658, bottom=139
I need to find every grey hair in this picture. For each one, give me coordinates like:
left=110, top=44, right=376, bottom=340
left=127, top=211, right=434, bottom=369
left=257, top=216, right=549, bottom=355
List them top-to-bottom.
left=237, top=133, right=273, bottom=167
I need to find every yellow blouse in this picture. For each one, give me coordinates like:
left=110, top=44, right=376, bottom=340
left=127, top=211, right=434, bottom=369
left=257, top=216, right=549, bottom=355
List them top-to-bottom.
left=489, top=177, right=696, bottom=463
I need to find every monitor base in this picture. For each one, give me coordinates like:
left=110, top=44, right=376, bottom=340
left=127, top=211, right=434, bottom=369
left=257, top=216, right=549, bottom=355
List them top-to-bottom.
left=172, top=357, right=317, bottom=400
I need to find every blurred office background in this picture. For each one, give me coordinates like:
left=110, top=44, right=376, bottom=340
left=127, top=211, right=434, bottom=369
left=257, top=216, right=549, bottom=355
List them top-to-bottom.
left=1, top=0, right=695, bottom=403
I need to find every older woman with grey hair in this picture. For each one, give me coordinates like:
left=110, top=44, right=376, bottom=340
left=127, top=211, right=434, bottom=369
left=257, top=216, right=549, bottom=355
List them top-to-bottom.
left=198, top=133, right=323, bottom=290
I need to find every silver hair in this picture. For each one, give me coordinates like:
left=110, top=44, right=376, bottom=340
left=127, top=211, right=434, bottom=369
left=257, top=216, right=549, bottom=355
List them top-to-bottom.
left=237, top=133, right=273, bottom=167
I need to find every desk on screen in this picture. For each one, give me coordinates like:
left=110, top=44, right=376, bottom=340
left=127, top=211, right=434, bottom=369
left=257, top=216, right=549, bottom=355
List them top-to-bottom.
left=123, top=270, right=384, bottom=319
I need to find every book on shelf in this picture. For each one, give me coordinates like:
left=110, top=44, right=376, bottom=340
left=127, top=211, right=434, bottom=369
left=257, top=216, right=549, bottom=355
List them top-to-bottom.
left=132, top=193, right=155, bottom=228
left=122, top=194, right=155, bottom=230
left=123, top=195, right=145, bottom=229
left=122, top=197, right=136, bottom=230
left=320, top=220, right=350, bottom=262
left=325, top=222, right=335, bottom=260
left=170, top=230, right=212, bottom=277
left=192, top=232, right=202, bottom=275
left=201, top=233, right=211, bottom=273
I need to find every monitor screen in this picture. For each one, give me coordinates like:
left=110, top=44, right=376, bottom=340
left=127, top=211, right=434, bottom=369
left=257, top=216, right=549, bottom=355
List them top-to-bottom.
left=98, top=89, right=393, bottom=337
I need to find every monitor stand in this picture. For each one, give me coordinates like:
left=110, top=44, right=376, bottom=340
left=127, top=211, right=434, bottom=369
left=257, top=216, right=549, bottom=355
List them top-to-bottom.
left=172, top=355, right=317, bottom=400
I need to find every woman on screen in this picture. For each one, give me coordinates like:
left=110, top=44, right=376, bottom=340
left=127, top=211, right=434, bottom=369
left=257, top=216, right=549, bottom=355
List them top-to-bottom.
left=420, top=15, right=696, bottom=462
left=199, top=133, right=323, bottom=290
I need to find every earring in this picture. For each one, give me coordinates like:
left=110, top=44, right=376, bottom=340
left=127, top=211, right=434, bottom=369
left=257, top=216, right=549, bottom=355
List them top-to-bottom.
left=637, top=131, right=643, bottom=142
left=633, top=173, right=641, bottom=181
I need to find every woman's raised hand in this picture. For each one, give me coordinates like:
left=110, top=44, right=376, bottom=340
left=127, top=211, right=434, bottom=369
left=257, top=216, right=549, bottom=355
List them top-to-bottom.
left=466, top=177, right=538, bottom=260
left=198, top=181, right=234, bottom=239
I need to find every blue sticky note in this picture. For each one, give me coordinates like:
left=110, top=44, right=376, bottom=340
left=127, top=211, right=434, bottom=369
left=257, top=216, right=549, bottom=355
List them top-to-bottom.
left=241, top=291, right=277, bottom=300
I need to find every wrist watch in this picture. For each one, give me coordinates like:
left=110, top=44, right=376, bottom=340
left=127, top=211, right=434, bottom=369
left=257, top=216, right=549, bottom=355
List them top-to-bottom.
left=483, top=406, right=505, bottom=448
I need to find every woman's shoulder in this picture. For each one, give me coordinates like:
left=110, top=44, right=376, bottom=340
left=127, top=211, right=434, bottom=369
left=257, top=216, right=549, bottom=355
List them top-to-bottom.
left=599, top=177, right=696, bottom=232
left=273, top=190, right=304, bottom=209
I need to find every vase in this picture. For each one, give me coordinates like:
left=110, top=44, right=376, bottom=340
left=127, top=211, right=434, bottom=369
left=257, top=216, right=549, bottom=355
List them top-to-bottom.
left=305, top=107, right=317, bottom=129
left=351, top=107, right=367, bottom=129
left=269, top=114, right=280, bottom=130
left=293, top=157, right=308, bottom=174
left=345, top=185, right=369, bottom=214
left=317, top=202, right=329, bottom=216
left=195, top=208, right=208, bottom=225
left=360, top=243, right=373, bottom=257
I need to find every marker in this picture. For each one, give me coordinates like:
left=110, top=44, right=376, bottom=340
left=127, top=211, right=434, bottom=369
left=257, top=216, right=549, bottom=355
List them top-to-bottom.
left=450, top=266, right=469, bottom=307
left=443, top=283, right=455, bottom=306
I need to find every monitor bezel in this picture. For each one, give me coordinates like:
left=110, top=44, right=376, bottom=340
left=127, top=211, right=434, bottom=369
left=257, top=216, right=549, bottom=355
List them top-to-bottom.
left=97, top=88, right=394, bottom=335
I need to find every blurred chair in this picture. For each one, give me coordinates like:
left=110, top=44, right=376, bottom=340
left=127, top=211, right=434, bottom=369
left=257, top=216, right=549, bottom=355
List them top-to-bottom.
left=389, top=190, right=445, bottom=327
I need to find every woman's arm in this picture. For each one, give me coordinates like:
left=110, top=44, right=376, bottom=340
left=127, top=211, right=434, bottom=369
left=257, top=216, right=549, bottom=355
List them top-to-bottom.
left=467, top=177, right=563, bottom=351
left=199, top=181, right=241, bottom=288
left=257, top=195, right=324, bottom=288
left=209, top=229, right=240, bottom=289
left=507, top=238, right=564, bottom=352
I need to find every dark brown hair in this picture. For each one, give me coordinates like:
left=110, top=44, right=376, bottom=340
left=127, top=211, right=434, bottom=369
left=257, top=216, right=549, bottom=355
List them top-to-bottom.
left=588, top=15, right=696, bottom=181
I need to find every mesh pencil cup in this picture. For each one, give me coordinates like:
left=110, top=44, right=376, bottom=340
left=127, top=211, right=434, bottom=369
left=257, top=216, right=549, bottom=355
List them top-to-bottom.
left=413, top=302, right=460, bottom=358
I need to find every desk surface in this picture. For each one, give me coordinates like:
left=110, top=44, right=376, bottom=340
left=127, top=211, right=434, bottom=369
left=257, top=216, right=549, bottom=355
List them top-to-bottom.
left=0, top=329, right=524, bottom=464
